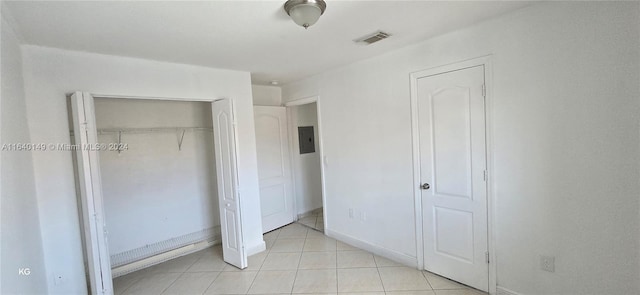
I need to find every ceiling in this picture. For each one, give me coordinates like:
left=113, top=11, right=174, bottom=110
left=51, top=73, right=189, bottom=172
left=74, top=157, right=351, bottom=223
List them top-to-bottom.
left=4, top=1, right=532, bottom=85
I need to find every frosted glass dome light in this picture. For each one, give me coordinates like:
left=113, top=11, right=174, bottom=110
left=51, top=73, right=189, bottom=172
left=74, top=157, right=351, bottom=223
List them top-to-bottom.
left=284, top=0, right=327, bottom=29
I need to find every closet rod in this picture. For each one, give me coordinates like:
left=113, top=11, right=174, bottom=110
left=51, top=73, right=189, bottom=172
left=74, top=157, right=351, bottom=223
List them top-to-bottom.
left=69, top=127, right=213, bottom=136
left=96, top=127, right=213, bottom=135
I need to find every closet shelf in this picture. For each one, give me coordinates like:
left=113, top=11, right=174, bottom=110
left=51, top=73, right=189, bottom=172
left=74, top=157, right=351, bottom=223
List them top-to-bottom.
left=69, top=127, right=213, bottom=152
left=69, top=127, right=213, bottom=137
left=96, top=127, right=213, bottom=135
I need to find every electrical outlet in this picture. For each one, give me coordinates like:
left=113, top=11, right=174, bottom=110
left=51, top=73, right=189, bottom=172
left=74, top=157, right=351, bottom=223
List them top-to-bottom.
left=348, top=208, right=354, bottom=218
left=361, top=212, right=366, bottom=221
left=540, top=255, right=555, bottom=272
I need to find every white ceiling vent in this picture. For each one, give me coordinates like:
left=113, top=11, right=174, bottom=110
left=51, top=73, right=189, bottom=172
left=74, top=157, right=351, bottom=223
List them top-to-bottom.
left=354, top=31, right=391, bottom=45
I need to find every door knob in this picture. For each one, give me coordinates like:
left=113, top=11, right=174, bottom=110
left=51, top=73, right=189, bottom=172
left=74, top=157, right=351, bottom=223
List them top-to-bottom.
left=421, top=183, right=430, bottom=190
left=225, top=203, right=231, bottom=207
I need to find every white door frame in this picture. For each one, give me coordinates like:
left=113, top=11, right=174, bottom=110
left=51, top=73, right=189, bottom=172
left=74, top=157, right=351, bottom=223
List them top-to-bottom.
left=410, top=56, right=496, bottom=294
left=70, top=92, right=246, bottom=294
left=283, top=96, right=328, bottom=230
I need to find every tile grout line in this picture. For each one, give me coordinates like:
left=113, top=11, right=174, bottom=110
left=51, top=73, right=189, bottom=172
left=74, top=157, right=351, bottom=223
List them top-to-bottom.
left=252, top=225, right=307, bottom=294
left=289, top=227, right=309, bottom=294
left=245, top=234, right=277, bottom=295
left=242, top=245, right=268, bottom=294
left=185, top=248, right=225, bottom=294
left=373, top=250, right=387, bottom=293
left=422, top=270, right=434, bottom=290
left=159, top=271, right=185, bottom=295
left=198, top=271, right=222, bottom=295
left=157, top=273, right=181, bottom=295
left=115, top=276, right=141, bottom=295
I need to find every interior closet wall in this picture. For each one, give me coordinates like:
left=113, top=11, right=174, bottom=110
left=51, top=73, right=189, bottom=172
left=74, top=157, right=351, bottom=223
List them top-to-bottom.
left=94, top=98, right=218, bottom=257
left=293, top=103, right=322, bottom=215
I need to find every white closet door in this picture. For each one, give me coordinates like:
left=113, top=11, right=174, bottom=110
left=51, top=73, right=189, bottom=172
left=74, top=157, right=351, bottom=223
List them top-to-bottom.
left=70, top=92, right=113, bottom=294
left=211, top=98, right=247, bottom=269
left=254, top=106, right=294, bottom=233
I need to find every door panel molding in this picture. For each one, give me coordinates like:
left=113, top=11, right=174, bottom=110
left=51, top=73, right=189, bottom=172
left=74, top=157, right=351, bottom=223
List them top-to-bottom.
left=410, top=56, right=496, bottom=294
left=254, top=106, right=295, bottom=233
left=255, top=113, right=286, bottom=179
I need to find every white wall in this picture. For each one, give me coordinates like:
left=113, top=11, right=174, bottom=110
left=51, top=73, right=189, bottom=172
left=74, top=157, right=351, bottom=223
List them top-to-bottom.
left=283, top=2, right=640, bottom=294
left=0, top=13, right=48, bottom=294
left=21, top=46, right=263, bottom=294
left=252, top=85, right=282, bottom=106
left=95, top=99, right=218, bottom=256
left=292, top=103, right=322, bottom=215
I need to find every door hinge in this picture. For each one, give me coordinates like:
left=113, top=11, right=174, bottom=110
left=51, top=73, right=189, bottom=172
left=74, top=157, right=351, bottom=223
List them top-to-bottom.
left=482, top=84, right=486, bottom=97
left=483, top=170, right=488, bottom=182
left=485, top=251, right=490, bottom=264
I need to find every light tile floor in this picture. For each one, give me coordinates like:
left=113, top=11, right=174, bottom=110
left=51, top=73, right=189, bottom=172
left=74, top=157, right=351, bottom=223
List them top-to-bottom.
left=297, top=208, right=324, bottom=231
left=113, top=223, right=486, bottom=295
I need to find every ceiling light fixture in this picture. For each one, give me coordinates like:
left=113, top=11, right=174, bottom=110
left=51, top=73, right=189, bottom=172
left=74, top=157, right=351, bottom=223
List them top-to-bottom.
left=284, top=0, right=327, bottom=29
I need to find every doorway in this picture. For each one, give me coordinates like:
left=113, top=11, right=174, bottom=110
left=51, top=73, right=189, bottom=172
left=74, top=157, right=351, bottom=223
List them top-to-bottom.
left=410, top=57, right=495, bottom=293
left=70, top=92, right=247, bottom=295
left=274, top=96, right=328, bottom=232
left=253, top=97, right=327, bottom=234
left=288, top=101, right=324, bottom=232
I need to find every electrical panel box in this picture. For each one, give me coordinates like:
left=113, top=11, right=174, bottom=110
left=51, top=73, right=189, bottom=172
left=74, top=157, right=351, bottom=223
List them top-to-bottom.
left=298, top=126, right=315, bottom=154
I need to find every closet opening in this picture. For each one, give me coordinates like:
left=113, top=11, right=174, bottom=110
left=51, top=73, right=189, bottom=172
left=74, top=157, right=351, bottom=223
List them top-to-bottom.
left=69, top=93, right=246, bottom=294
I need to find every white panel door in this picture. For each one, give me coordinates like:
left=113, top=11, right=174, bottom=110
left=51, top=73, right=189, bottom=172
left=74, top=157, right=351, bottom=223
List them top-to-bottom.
left=418, top=66, right=488, bottom=291
left=70, top=92, right=113, bottom=294
left=212, top=99, right=247, bottom=269
left=254, top=106, right=294, bottom=233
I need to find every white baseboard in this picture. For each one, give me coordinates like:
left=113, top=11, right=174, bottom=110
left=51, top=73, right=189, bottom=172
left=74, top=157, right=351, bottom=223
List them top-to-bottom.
left=297, top=207, right=322, bottom=219
left=297, top=211, right=314, bottom=219
left=325, top=229, right=418, bottom=268
left=111, top=238, right=218, bottom=277
left=246, top=240, right=266, bottom=256
left=497, top=286, right=522, bottom=295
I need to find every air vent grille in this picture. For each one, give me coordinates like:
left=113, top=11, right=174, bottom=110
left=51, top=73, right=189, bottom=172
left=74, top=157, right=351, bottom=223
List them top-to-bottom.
left=355, top=31, right=391, bottom=45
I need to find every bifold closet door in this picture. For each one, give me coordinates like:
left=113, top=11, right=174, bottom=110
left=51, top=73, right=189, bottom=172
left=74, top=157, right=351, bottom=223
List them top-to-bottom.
left=70, top=92, right=114, bottom=295
left=211, top=98, right=248, bottom=269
